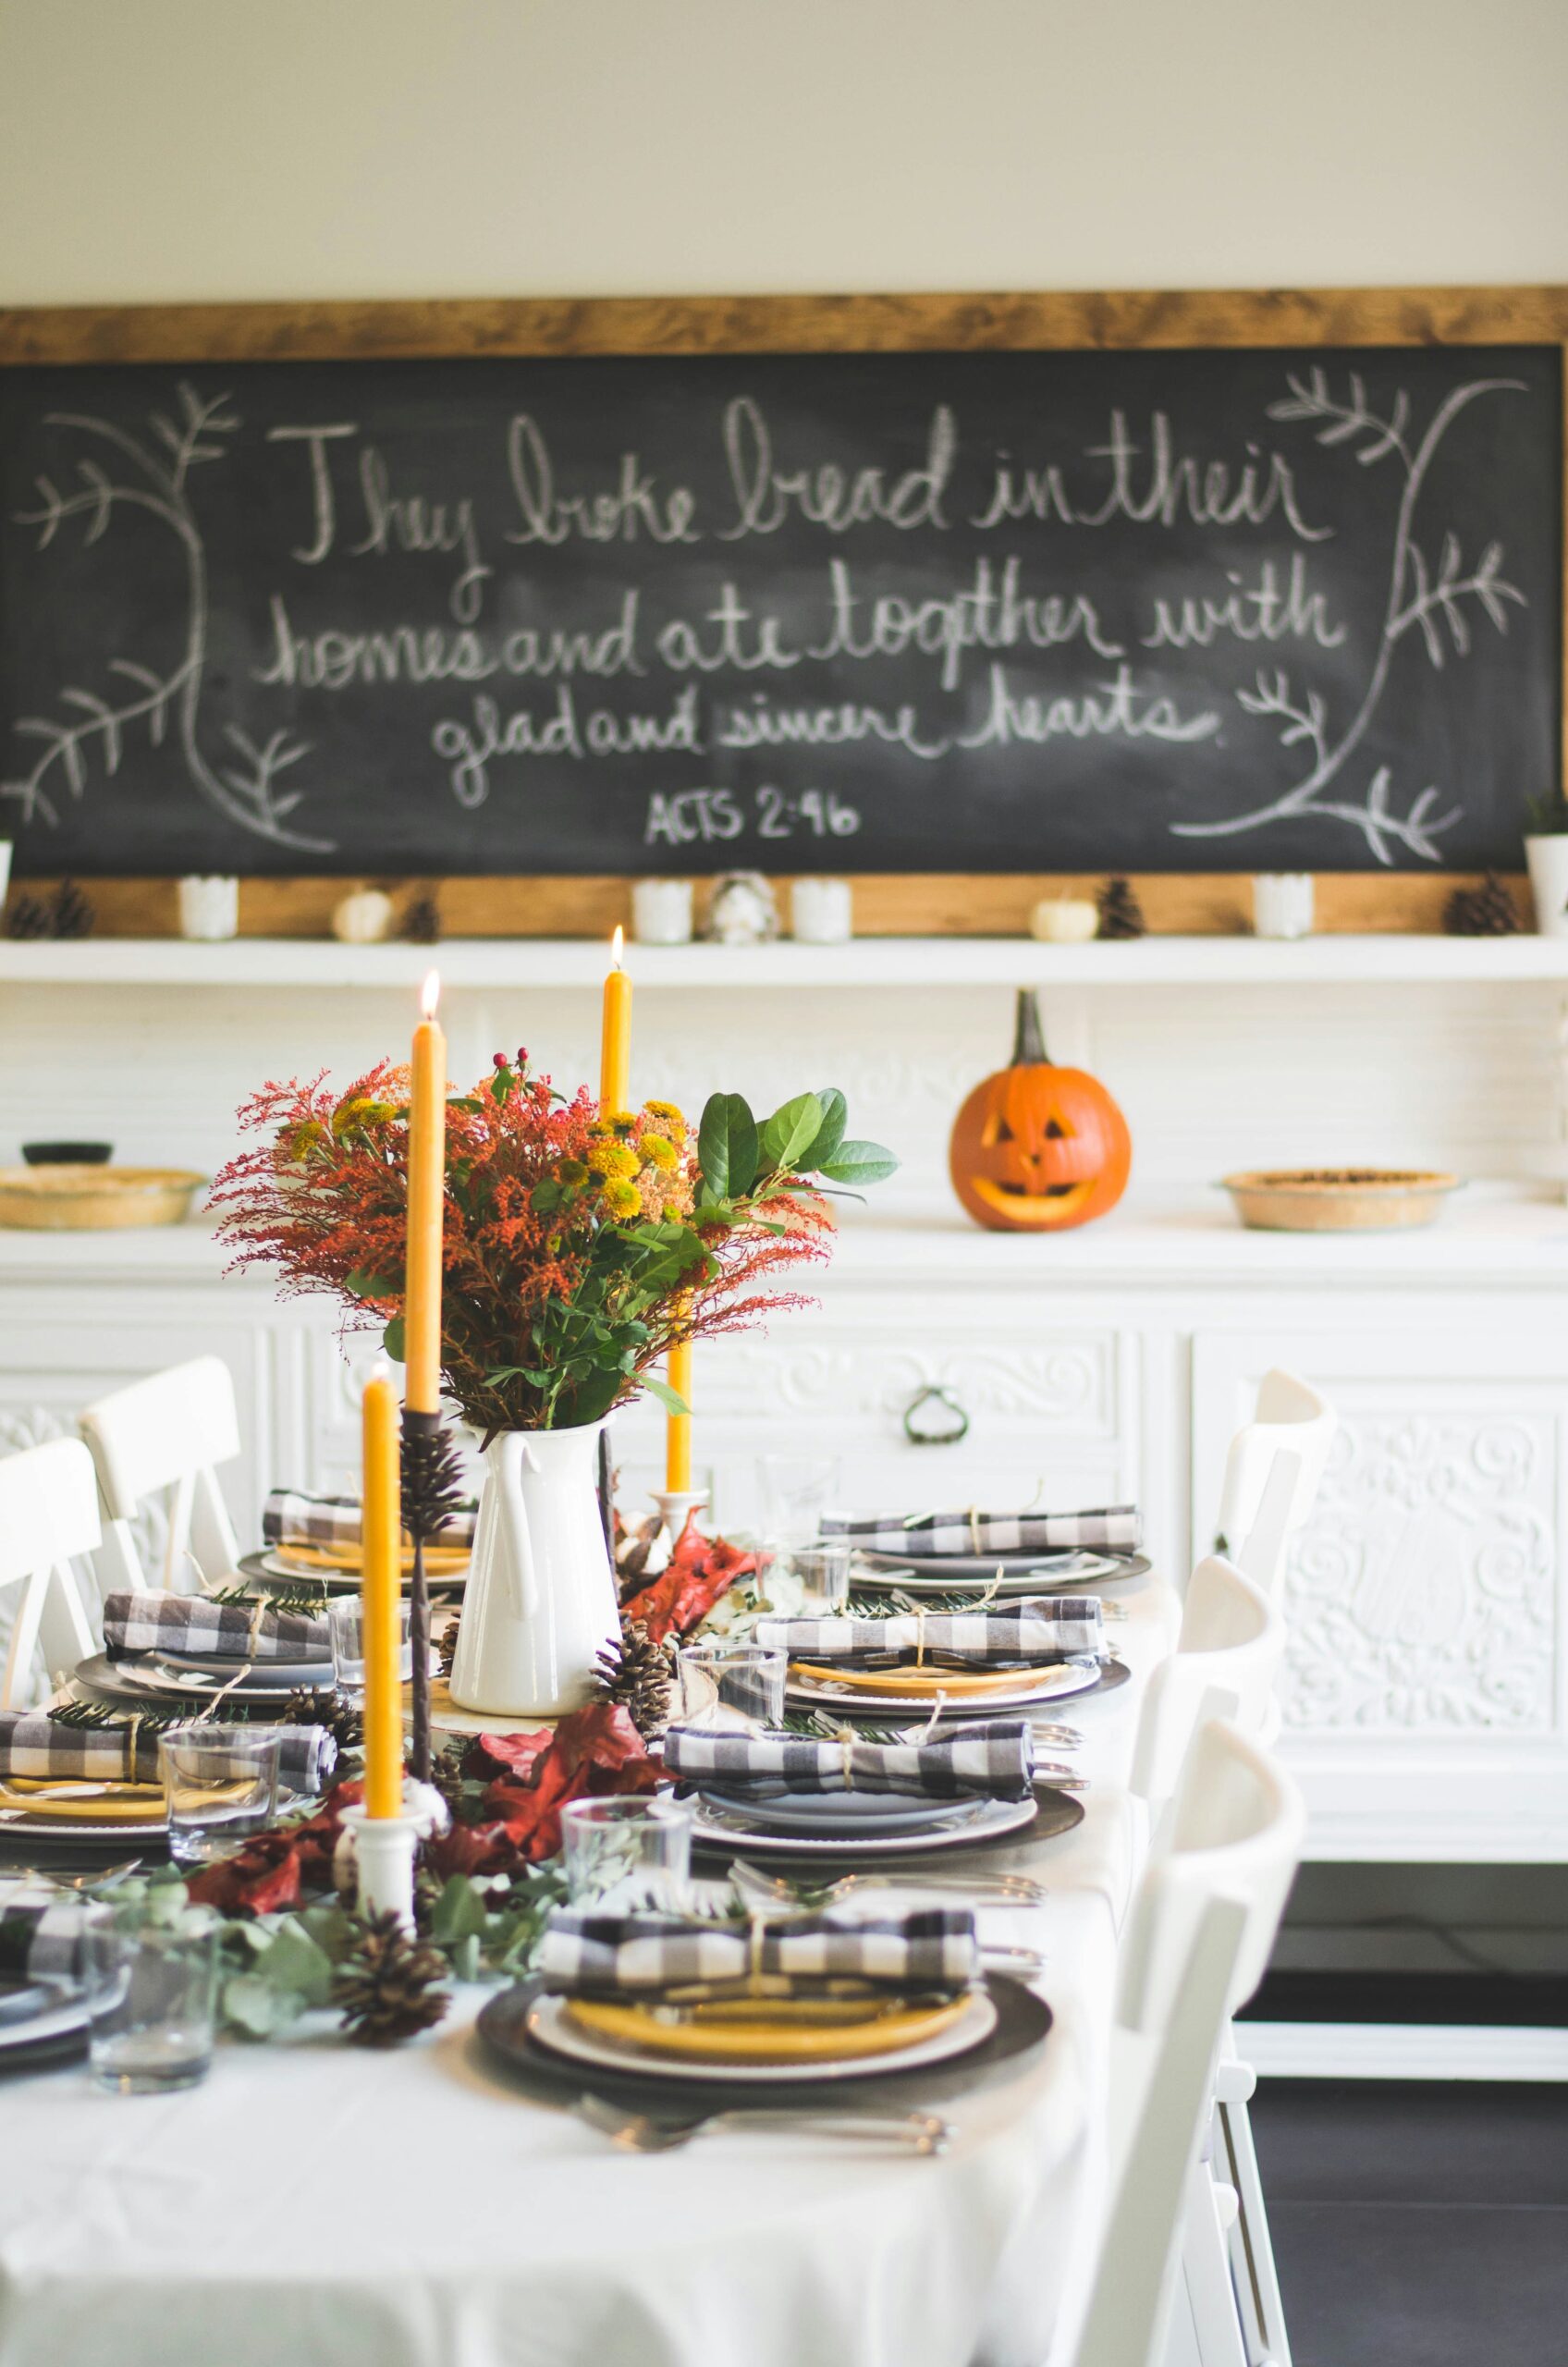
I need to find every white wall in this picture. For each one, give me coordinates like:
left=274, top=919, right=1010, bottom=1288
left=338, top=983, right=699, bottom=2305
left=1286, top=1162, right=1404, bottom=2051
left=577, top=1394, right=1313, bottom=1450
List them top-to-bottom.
left=1, top=0, right=1566, bottom=306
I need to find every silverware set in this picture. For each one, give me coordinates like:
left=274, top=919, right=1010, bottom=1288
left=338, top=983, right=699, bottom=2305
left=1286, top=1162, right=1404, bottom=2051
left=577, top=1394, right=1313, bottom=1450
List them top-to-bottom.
left=575, top=2093, right=951, bottom=2154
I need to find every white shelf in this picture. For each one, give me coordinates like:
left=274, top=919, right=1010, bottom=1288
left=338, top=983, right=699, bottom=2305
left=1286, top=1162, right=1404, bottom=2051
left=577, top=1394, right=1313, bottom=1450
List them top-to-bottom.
left=4, top=934, right=1568, bottom=990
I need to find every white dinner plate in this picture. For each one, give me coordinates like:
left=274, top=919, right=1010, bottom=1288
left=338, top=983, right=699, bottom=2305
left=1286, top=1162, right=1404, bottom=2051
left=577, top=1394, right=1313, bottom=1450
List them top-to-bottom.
left=852, top=1550, right=1150, bottom=1587
left=239, top=1551, right=470, bottom=1593
left=157, top=1650, right=332, bottom=1687
left=786, top=1658, right=1103, bottom=1717
left=698, top=1786, right=976, bottom=1837
left=690, top=1791, right=1039, bottom=1858
left=524, top=1981, right=998, bottom=2086
left=0, top=1988, right=92, bottom=2054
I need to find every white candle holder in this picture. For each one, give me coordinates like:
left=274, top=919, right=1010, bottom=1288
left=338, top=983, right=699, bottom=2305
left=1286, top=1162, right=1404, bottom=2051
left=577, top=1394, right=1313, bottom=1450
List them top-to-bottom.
left=1251, top=874, right=1315, bottom=939
left=177, top=875, right=239, bottom=941
left=790, top=877, right=853, bottom=944
left=631, top=878, right=695, bottom=945
left=652, top=1489, right=708, bottom=1543
left=339, top=1804, right=420, bottom=1932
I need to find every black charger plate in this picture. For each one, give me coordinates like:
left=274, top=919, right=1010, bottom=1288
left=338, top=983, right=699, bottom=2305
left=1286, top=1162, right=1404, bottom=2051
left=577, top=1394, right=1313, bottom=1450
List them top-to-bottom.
left=477, top=1970, right=1052, bottom=2116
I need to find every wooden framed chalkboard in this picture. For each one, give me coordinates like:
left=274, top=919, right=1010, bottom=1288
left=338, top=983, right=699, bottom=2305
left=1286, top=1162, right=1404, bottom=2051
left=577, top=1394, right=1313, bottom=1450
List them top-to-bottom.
left=1, top=287, right=1563, bottom=894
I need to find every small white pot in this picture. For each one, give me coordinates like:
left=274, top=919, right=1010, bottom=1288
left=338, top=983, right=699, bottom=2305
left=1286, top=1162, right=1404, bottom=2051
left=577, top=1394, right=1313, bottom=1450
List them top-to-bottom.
left=1525, top=836, right=1568, bottom=938
left=0, top=843, right=12, bottom=907
left=1252, top=874, right=1315, bottom=940
left=178, top=876, right=239, bottom=940
left=790, top=877, right=853, bottom=944
left=631, top=878, right=694, bottom=945
left=332, top=888, right=396, bottom=945
left=1030, top=896, right=1098, bottom=944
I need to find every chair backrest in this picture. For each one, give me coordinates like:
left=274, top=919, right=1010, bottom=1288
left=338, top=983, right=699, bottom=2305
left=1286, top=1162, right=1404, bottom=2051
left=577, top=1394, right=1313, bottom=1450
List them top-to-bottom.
left=79, top=1355, right=243, bottom=1590
left=1214, top=1367, right=1336, bottom=1553
left=0, top=1438, right=101, bottom=1705
left=1129, top=1556, right=1284, bottom=1817
left=1072, top=1723, right=1305, bottom=2367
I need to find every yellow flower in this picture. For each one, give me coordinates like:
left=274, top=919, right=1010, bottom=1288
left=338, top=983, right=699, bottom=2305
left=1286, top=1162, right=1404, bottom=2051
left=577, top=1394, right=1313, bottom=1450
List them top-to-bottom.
left=329, top=1096, right=396, bottom=1139
left=641, top=1098, right=686, bottom=1142
left=639, top=1132, right=678, bottom=1172
left=587, top=1141, right=639, bottom=1181
left=558, top=1158, right=589, bottom=1187
left=602, top=1178, right=641, bottom=1220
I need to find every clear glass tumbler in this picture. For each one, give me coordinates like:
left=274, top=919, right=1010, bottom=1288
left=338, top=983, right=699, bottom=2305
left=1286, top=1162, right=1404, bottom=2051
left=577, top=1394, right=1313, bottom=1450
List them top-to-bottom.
left=757, top=1453, right=841, bottom=1547
left=767, top=1539, right=852, bottom=1615
left=328, top=1599, right=411, bottom=1697
left=675, top=1637, right=788, bottom=1730
left=159, top=1724, right=282, bottom=1870
left=559, top=1795, right=694, bottom=1910
left=86, top=1901, right=219, bottom=2094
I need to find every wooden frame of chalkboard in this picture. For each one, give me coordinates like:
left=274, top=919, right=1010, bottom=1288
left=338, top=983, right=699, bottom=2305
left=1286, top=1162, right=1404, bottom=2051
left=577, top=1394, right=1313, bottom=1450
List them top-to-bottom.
left=1, top=286, right=1564, bottom=935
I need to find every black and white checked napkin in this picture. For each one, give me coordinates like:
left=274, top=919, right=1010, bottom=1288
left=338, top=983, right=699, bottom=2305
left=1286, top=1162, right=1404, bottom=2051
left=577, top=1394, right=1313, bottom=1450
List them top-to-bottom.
left=262, top=1490, right=475, bottom=1550
left=822, top=1505, right=1141, bottom=1558
left=103, top=1589, right=332, bottom=1666
left=752, top=1597, right=1104, bottom=1664
left=0, top=1711, right=337, bottom=1796
left=663, top=1719, right=1034, bottom=1801
left=0, top=1882, right=97, bottom=1987
left=540, top=1897, right=979, bottom=2000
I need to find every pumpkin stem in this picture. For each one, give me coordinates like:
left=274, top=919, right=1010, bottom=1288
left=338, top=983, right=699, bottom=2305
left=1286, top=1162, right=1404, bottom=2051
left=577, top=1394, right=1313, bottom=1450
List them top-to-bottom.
left=1011, top=987, right=1049, bottom=1066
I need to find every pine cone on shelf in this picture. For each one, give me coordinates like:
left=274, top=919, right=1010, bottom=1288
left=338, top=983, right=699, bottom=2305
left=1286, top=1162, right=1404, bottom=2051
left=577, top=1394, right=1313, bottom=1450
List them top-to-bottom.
left=1443, top=872, right=1521, bottom=936
left=1096, top=876, right=1146, bottom=939
left=49, top=879, right=95, bottom=939
left=3, top=892, right=52, bottom=940
left=401, top=892, right=442, bottom=945
left=437, top=1615, right=462, bottom=1679
left=591, top=1617, right=675, bottom=1739
left=331, top=1910, right=450, bottom=2046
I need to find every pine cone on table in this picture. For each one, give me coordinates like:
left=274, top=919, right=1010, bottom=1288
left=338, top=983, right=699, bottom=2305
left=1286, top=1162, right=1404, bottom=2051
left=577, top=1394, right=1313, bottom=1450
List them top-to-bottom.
left=1443, top=871, right=1521, bottom=936
left=1096, top=876, right=1146, bottom=939
left=50, top=879, right=95, bottom=939
left=401, top=892, right=442, bottom=945
left=437, top=1615, right=462, bottom=1679
left=591, top=1617, right=675, bottom=1739
left=281, top=1685, right=363, bottom=1755
left=332, top=1910, right=451, bottom=2046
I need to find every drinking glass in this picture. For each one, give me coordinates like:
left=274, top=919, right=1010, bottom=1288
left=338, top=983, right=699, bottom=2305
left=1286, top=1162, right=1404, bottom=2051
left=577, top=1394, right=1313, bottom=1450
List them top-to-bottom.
left=758, top=1453, right=841, bottom=1546
left=769, top=1539, right=852, bottom=1615
left=328, top=1599, right=411, bottom=1697
left=674, top=1637, right=787, bottom=1730
left=159, top=1724, right=282, bottom=1869
left=559, top=1795, right=693, bottom=1910
left=86, top=1900, right=219, bottom=2094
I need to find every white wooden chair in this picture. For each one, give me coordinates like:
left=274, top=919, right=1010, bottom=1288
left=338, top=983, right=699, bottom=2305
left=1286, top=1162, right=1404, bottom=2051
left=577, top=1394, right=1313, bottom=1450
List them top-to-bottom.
left=79, top=1355, right=244, bottom=1591
left=1213, top=1369, right=1336, bottom=1600
left=0, top=1437, right=101, bottom=1705
left=1131, top=1556, right=1285, bottom=1830
left=1070, top=1722, right=1305, bottom=2367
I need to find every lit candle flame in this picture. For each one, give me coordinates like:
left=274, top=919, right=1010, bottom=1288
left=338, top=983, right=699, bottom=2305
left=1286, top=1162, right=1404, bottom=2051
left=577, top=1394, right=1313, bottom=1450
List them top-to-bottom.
left=611, top=925, right=624, bottom=971
left=421, top=970, right=441, bottom=1021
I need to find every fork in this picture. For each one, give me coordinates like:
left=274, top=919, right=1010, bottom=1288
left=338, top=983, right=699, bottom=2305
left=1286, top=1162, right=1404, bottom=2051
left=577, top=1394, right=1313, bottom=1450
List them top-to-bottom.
left=730, top=1858, right=1048, bottom=1907
left=575, top=2093, right=951, bottom=2154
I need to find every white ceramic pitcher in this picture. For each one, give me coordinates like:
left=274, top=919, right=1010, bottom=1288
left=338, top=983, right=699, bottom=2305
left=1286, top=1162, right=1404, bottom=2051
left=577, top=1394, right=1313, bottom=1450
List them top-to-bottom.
left=448, top=1419, right=619, bottom=1716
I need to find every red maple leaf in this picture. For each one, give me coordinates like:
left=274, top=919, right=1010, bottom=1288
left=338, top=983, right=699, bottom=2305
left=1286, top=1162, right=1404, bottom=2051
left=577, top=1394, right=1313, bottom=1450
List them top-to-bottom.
left=619, top=1515, right=758, bottom=1642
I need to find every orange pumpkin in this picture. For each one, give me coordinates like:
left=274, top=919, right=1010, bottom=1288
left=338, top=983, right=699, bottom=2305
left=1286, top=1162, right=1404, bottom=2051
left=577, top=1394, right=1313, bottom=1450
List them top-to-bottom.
left=949, top=990, right=1132, bottom=1233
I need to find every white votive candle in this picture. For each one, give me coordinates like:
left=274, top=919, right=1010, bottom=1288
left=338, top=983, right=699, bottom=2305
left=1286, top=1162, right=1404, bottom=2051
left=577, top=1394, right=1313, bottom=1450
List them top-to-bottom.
left=790, top=878, right=853, bottom=943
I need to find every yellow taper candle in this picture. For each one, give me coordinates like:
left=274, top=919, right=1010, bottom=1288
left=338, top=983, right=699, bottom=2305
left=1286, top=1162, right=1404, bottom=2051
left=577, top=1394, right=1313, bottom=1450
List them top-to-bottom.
left=600, top=926, right=632, bottom=1113
left=405, top=971, right=447, bottom=1416
left=666, top=1329, right=692, bottom=1491
left=361, top=1365, right=404, bottom=1819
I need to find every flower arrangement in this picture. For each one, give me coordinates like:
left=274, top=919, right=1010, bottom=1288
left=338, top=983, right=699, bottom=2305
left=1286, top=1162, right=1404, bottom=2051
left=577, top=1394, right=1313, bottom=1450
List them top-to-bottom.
left=214, top=1060, right=895, bottom=1434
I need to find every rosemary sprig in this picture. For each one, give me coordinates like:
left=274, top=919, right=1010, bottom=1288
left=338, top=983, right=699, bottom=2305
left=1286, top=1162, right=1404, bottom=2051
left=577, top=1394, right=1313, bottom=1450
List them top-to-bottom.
left=204, top=1578, right=332, bottom=1618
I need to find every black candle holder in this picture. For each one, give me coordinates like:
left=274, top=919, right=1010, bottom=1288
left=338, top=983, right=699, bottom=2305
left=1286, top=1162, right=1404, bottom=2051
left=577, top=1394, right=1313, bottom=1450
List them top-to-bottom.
left=399, top=1408, right=466, bottom=1784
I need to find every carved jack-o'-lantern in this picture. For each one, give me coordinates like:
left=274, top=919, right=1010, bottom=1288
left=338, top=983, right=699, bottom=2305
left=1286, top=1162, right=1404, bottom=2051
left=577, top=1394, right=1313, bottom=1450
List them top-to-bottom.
left=949, top=990, right=1132, bottom=1233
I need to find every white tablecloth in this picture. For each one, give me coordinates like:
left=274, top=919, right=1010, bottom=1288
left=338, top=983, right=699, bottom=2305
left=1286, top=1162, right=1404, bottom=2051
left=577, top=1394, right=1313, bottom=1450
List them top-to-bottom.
left=0, top=1580, right=1179, bottom=2367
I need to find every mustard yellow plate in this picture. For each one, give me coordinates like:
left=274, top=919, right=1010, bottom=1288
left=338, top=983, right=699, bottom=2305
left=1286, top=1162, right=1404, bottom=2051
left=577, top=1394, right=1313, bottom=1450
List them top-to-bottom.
left=277, top=1541, right=469, bottom=1576
left=788, top=1659, right=1060, bottom=1699
left=0, top=1780, right=168, bottom=1823
left=563, top=1991, right=973, bottom=2064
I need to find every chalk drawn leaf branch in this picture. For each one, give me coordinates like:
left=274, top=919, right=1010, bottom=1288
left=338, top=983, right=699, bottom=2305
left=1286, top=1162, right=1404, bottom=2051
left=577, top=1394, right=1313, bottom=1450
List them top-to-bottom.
left=1173, top=370, right=1528, bottom=865
left=1, top=383, right=331, bottom=852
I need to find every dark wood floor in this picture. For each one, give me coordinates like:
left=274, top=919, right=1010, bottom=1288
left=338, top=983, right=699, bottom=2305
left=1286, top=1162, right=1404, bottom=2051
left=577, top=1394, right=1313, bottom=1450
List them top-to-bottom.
left=1251, top=2080, right=1568, bottom=2366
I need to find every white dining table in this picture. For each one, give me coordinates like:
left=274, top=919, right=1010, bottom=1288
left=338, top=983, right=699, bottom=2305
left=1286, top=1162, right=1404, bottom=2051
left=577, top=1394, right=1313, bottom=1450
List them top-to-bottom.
left=0, top=1576, right=1180, bottom=2367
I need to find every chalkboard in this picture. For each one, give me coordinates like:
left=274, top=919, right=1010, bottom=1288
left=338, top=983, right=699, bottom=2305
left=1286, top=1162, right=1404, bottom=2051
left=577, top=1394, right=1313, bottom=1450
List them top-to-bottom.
left=0, top=333, right=1560, bottom=877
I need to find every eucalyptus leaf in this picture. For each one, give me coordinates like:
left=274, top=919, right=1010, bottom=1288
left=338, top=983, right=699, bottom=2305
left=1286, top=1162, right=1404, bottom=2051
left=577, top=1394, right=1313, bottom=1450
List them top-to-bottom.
left=808, top=1087, right=848, bottom=1171
left=758, top=1091, right=824, bottom=1174
left=697, top=1092, right=758, bottom=1199
left=819, top=1140, right=900, bottom=1186
left=345, top=1266, right=400, bottom=1301
left=383, top=1315, right=407, bottom=1363
left=643, top=1372, right=691, bottom=1417
left=429, top=1872, right=489, bottom=1944
left=258, top=1916, right=336, bottom=2005
left=223, top=1973, right=303, bottom=2041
